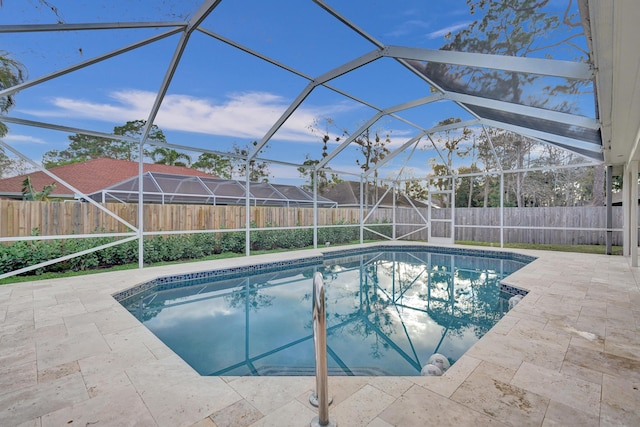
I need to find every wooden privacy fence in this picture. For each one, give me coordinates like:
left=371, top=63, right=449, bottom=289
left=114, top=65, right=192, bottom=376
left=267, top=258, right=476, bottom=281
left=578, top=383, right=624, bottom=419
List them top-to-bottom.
left=0, top=200, right=625, bottom=245
left=0, top=201, right=365, bottom=236
left=449, top=206, right=624, bottom=246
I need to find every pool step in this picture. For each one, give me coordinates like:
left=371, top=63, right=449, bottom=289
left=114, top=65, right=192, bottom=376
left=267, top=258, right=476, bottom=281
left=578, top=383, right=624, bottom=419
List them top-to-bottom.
left=255, top=365, right=391, bottom=376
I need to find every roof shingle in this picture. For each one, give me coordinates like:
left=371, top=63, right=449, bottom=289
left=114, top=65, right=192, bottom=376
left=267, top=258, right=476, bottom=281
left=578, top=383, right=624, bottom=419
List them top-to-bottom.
left=0, top=158, right=214, bottom=198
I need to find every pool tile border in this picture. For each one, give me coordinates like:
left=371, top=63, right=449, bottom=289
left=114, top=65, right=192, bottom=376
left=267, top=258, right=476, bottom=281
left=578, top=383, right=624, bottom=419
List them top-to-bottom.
left=323, top=244, right=536, bottom=263
left=113, top=245, right=533, bottom=302
left=112, top=255, right=323, bottom=301
left=500, top=283, right=529, bottom=296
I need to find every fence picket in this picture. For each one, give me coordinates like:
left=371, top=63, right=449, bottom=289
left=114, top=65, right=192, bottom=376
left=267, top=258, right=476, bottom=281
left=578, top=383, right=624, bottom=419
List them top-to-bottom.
left=0, top=200, right=626, bottom=245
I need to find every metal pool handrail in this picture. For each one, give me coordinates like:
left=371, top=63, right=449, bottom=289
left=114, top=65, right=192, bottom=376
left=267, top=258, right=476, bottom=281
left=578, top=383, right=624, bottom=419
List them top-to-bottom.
left=310, top=272, right=336, bottom=427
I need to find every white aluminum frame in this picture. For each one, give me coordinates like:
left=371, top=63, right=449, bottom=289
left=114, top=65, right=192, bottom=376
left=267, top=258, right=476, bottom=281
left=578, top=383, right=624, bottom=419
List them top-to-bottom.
left=0, top=1, right=619, bottom=280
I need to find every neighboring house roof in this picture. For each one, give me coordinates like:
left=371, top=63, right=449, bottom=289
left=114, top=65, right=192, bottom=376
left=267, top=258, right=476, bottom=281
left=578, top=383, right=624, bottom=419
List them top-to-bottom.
left=0, top=158, right=213, bottom=199
left=88, top=172, right=337, bottom=207
left=320, top=181, right=428, bottom=208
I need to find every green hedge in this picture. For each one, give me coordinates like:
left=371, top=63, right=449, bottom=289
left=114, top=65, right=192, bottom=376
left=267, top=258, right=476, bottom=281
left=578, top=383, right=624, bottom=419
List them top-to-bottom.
left=0, top=220, right=392, bottom=277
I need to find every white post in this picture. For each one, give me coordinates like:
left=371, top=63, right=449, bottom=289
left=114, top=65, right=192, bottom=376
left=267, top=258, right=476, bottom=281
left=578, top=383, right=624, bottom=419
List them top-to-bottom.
left=137, top=145, right=145, bottom=268
left=630, top=161, right=638, bottom=266
left=245, top=162, right=251, bottom=257
left=623, top=164, right=631, bottom=256
left=606, top=165, right=613, bottom=255
left=313, top=168, right=318, bottom=249
left=500, top=173, right=504, bottom=248
left=450, top=176, right=455, bottom=244
left=359, top=177, right=364, bottom=244
left=392, top=183, right=397, bottom=240
left=427, top=189, right=432, bottom=242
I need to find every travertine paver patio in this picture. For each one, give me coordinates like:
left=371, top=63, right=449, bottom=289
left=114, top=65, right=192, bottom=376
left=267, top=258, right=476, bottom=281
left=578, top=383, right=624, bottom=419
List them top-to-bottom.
left=1, top=243, right=639, bottom=426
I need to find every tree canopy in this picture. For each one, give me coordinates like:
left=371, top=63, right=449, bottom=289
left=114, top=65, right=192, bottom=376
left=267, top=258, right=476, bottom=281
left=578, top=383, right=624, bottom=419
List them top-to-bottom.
left=406, top=0, right=603, bottom=208
left=433, top=0, right=587, bottom=110
left=0, top=51, right=26, bottom=137
left=0, top=51, right=28, bottom=178
left=304, top=119, right=390, bottom=196
left=42, top=120, right=166, bottom=168
left=231, top=141, right=271, bottom=182
left=149, top=146, right=192, bottom=167
left=192, top=153, right=232, bottom=179
left=21, top=176, right=56, bottom=201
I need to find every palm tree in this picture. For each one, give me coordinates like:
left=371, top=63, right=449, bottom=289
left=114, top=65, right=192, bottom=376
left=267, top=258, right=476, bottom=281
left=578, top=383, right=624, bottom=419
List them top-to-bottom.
left=0, top=51, right=26, bottom=136
left=149, top=147, right=192, bottom=167
left=21, top=176, right=56, bottom=201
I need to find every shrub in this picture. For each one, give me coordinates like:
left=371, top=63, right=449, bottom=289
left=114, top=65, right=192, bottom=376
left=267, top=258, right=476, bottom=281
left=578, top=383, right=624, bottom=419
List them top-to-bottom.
left=0, top=218, right=391, bottom=277
left=364, top=218, right=392, bottom=240
left=220, top=230, right=245, bottom=253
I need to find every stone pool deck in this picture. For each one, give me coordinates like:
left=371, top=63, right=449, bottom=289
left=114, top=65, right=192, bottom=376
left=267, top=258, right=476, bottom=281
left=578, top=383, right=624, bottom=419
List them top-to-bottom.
left=1, top=243, right=639, bottom=426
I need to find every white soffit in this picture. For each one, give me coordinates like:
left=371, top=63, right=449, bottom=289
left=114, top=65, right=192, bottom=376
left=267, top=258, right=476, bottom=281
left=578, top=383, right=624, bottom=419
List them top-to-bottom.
left=588, top=0, right=640, bottom=166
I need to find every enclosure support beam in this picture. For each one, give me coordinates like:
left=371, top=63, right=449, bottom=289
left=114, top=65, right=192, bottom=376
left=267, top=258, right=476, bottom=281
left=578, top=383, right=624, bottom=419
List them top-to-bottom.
left=313, top=0, right=384, bottom=49
left=0, top=28, right=183, bottom=99
left=142, top=34, right=191, bottom=143
left=383, top=45, right=594, bottom=80
left=250, top=50, right=382, bottom=161
left=444, top=92, right=600, bottom=130
left=317, top=112, right=383, bottom=169
left=481, top=119, right=603, bottom=159
left=482, top=125, right=503, bottom=174
left=365, top=132, right=425, bottom=178
left=0, top=140, right=138, bottom=232
left=138, top=147, right=144, bottom=269
left=630, top=161, right=639, bottom=267
left=623, top=163, right=630, bottom=256
left=606, top=165, right=613, bottom=255
left=245, top=166, right=251, bottom=257
left=313, top=169, right=318, bottom=249
left=500, top=173, right=505, bottom=248
left=451, top=176, right=456, bottom=244
left=359, top=177, right=364, bottom=244
left=427, top=183, right=432, bottom=242
left=392, top=185, right=397, bottom=240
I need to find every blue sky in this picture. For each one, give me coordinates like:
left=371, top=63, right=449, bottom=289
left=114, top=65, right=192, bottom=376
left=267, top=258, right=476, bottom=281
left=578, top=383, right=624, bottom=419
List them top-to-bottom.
left=1, top=0, right=591, bottom=185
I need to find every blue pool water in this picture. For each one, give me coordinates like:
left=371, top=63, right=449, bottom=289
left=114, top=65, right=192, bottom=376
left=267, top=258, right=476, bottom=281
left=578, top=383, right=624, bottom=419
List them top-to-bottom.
left=119, top=247, right=532, bottom=376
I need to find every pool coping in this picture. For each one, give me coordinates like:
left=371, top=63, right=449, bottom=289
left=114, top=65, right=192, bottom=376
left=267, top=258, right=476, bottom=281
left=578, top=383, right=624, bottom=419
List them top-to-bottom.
left=1, top=242, right=639, bottom=426
left=114, top=244, right=534, bottom=377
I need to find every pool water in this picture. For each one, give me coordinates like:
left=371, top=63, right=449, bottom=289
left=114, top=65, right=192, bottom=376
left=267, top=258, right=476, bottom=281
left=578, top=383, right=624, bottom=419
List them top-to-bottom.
left=120, top=249, right=530, bottom=376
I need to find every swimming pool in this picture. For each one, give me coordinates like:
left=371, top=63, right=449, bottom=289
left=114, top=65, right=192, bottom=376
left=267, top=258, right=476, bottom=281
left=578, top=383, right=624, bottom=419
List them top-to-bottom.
left=117, top=246, right=533, bottom=376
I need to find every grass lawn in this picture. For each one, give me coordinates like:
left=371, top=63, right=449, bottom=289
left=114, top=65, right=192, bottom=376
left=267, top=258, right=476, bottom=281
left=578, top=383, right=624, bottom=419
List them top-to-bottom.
left=456, top=240, right=623, bottom=255
left=0, top=252, right=245, bottom=285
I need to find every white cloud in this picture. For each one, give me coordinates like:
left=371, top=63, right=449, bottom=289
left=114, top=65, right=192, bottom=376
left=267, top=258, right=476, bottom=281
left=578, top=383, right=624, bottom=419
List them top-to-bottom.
left=384, top=17, right=471, bottom=41
left=384, top=19, right=431, bottom=38
left=427, top=22, right=472, bottom=39
left=18, top=89, right=420, bottom=169
left=21, top=90, right=359, bottom=144
left=384, top=131, right=418, bottom=150
left=2, top=134, right=48, bottom=144
left=267, top=161, right=363, bottom=185
left=265, top=164, right=305, bottom=184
